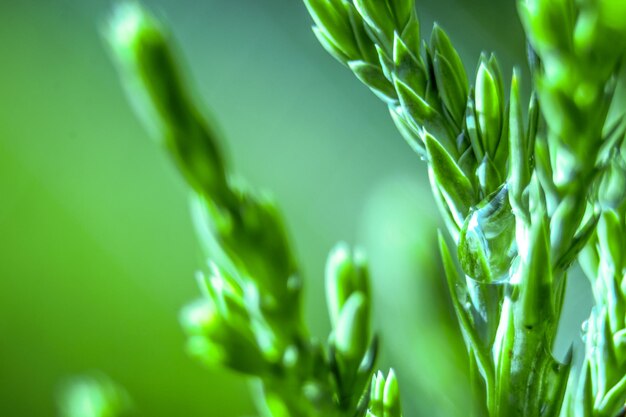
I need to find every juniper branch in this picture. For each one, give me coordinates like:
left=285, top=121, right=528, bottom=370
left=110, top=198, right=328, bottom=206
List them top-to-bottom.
left=304, top=1, right=626, bottom=417
left=107, top=4, right=383, bottom=417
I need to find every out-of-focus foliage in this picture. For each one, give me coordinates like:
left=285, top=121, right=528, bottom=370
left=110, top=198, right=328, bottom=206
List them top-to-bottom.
left=108, top=4, right=378, bottom=416
left=58, top=375, right=129, bottom=417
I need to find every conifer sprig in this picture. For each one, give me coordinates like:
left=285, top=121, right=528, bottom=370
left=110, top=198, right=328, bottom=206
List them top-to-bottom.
left=305, top=1, right=626, bottom=417
left=107, top=4, right=383, bottom=417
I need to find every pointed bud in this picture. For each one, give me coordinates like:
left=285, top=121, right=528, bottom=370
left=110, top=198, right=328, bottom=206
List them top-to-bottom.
left=303, top=0, right=361, bottom=60
left=354, top=0, right=395, bottom=45
left=388, top=0, right=415, bottom=30
left=431, top=23, right=468, bottom=93
left=430, top=24, right=468, bottom=126
left=393, top=33, right=427, bottom=97
left=433, top=51, right=467, bottom=128
left=475, top=59, right=503, bottom=158
left=394, top=76, right=435, bottom=125
left=424, top=132, right=475, bottom=227
left=326, top=243, right=370, bottom=326
left=335, top=292, right=370, bottom=360
left=383, top=369, right=402, bottom=417
left=372, top=370, right=385, bottom=402
left=367, top=371, right=385, bottom=417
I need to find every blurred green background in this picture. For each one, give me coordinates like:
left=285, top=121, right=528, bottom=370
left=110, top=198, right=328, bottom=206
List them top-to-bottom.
left=0, top=1, right=593, bottom=416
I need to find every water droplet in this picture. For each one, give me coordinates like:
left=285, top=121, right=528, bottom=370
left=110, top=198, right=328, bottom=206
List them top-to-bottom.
left=458, top=185, right=517, bottom=283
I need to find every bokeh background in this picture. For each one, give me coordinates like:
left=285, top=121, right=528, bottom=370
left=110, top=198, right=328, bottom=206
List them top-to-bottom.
left=0, top=1, right=594, bottom=416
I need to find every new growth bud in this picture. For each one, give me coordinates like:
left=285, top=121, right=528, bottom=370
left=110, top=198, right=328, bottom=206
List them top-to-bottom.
left=325, top=243, right=370, bottom=328
left=335, top=292, right=370, bottom=360
left=367, top=369, right=403, bottom=417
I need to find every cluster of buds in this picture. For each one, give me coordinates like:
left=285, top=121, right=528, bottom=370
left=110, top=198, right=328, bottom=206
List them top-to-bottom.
left=366, top=369, right=402, bottom=417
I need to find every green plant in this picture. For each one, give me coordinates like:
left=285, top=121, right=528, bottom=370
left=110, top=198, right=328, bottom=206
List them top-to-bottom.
left=304, top=0, right=626, bottom=416
left=103, top=1, right=626, bottom=417
left=106, top=4, right=398, bottom=417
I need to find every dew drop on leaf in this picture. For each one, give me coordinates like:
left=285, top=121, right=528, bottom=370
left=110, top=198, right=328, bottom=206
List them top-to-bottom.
left=458, top=185, right=517, bottom=283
